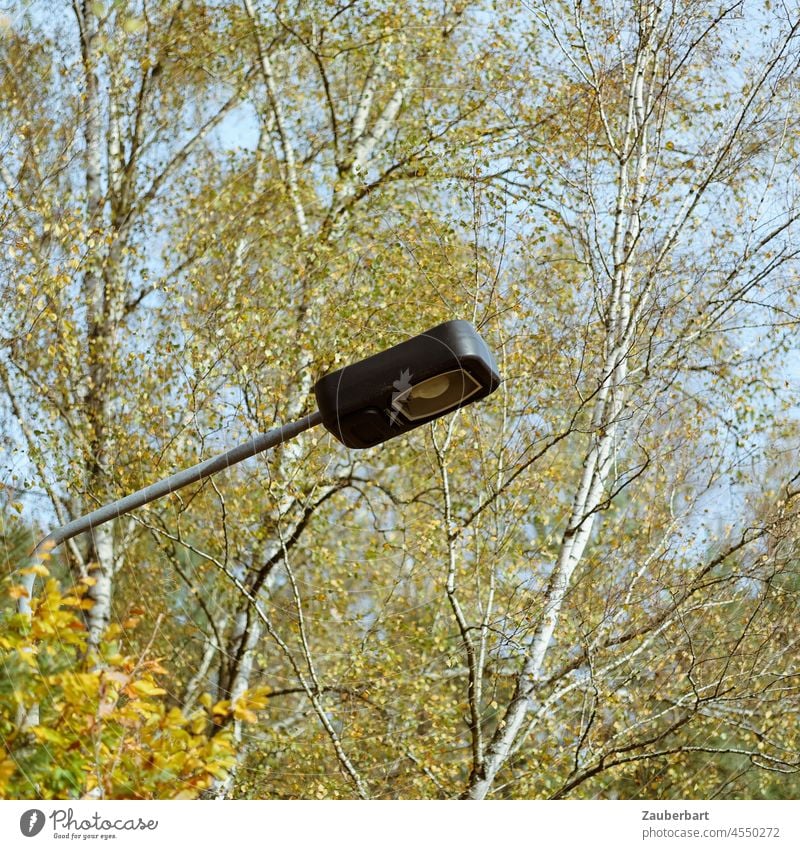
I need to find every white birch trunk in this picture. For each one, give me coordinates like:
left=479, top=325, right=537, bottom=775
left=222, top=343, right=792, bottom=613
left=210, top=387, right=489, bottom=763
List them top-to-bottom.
left=77, top=1, right=120, bottom=653
left=465, top=4, right=658, bottom=798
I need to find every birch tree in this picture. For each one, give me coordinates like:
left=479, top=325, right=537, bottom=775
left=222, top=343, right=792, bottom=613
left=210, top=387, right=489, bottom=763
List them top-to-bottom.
left=458, top=0, right=800, bottom=798
left=1, top=1, right=255, bottom=647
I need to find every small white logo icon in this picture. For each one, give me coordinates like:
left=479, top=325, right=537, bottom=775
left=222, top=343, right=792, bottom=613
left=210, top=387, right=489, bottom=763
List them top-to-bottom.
left=388, top=368, right=413, bottom=425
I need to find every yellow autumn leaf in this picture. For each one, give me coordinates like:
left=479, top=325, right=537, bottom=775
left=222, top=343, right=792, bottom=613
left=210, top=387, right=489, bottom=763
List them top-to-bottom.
left=20, top=564, right=50, bottom=577
left=60, top=596, right=82, bottom=607
left=129, top=679, right=167, bottom=697
left=211, top=699, right=231, bottom=717
left=232, top=703, right=258, bottom=724
left=190, top=713, right=208, bottom=735
left=31, top=726, right=68, bottom=745
left=0, top=757, right=16, bottom=784
left=202, top=762, right=230, bottom=779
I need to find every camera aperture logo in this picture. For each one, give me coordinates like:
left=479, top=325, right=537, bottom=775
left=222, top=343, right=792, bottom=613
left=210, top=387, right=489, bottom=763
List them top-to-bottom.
left=18, top=808, right=158, bottom=840
left=20, top=810, right=45, bottom=837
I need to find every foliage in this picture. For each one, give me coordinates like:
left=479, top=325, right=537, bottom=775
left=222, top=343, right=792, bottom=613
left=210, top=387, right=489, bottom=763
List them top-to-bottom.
left=0, top=565, right=239, bottom=799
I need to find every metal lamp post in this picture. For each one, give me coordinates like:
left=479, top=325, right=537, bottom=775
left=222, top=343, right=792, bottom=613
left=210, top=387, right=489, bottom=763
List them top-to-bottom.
left=23, top=319, right=500, bottom=593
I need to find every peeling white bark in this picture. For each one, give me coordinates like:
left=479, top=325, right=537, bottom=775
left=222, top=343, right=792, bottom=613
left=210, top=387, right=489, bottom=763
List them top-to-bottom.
left=242, top=0, right=309, bottom=239
left=465, top=3, right=660, bottom=799
left=86, top=522, right=115, bottom=652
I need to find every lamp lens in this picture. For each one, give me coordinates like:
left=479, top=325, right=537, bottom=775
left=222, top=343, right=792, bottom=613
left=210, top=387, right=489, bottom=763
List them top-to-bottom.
left=392, top=369, right=482, bottom=421
left=408, top=373, right=452, bottom=400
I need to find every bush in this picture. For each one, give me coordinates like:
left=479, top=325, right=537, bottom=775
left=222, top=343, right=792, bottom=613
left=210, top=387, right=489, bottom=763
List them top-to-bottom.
left=0, top=566, right=237, bottom=799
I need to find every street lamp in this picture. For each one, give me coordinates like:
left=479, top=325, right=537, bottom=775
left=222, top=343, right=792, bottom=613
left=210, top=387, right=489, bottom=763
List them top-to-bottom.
left=28, top=319, right=499, bottom=560
left=315, top=319, right=499, bottom=447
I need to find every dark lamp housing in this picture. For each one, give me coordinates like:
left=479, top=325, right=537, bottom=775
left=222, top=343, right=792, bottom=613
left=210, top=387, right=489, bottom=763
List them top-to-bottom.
left=314, top=319, right=501, bottom=448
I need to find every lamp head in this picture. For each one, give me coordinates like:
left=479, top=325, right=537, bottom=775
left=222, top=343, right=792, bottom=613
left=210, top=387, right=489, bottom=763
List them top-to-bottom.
left=314, top=319, right=500, bottom=448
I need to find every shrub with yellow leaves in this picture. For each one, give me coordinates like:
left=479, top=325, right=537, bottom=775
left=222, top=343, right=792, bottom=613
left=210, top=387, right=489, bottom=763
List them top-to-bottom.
left=0, top=567, right=240, bottom=799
